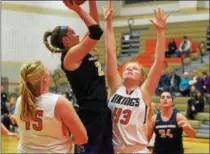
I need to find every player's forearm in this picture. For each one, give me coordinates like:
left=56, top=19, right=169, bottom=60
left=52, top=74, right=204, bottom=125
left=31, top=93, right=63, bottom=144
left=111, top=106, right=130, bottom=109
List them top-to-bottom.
left=80, top=0, right=99, bottom=42
left=89, top=0, right=99, bottom=24
left=76, top=7, right=97, bottom=27
left=105, top=19, right=119, bottom=83
left=105, top=20, right=117, bottom=62
left=155, top=30, right=165, bottom=62
left=1, top=123, right=10, bottom=136
left=146, top=124, right=154, bottom=142
left=184, top=126, right=196, bottom=138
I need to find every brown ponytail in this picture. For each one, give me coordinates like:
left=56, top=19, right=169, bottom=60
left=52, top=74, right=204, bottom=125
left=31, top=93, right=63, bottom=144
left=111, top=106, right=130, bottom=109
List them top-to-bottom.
left=43, top=31, right=66, bottom=53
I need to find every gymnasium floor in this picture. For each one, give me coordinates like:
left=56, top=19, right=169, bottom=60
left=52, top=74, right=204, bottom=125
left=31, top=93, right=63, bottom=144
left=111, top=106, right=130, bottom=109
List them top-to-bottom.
left=1, top=136, right=209, bottom=153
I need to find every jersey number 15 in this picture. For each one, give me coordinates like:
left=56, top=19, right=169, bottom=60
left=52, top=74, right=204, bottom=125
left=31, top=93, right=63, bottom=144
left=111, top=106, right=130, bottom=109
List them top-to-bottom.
left=21, top=110, right=43, bottom=131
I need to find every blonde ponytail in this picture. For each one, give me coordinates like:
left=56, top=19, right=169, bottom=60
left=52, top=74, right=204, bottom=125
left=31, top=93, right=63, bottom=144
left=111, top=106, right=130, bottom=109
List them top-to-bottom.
left=20, top=60, right=45, bottom=121
left=20, top=80, right=36, bottom=121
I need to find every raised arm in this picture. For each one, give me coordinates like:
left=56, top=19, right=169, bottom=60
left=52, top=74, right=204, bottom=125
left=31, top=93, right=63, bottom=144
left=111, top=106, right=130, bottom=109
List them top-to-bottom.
left=62, top=0, right=103, bottom=71
left=80, top=0, right=99, bottom=42
left=104, top=0, right=122, bottom=93
left=141, top=8, right=169, bottom=101
left=55, top=96, right=88, bottom=145
left=176, top=113, right=196, bottom=138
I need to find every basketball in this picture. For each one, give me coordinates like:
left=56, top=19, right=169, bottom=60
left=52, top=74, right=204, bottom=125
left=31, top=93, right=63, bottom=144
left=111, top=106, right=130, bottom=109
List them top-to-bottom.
left=70, top=0, right=86, bottom=5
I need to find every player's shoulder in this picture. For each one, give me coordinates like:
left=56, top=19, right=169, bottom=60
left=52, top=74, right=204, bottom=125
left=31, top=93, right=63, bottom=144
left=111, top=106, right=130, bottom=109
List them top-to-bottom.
left=48, top=92, right=62, bottom=97
left=41, top=93, right=63, bottom=104
left=175, top=111, right=186, bottom=122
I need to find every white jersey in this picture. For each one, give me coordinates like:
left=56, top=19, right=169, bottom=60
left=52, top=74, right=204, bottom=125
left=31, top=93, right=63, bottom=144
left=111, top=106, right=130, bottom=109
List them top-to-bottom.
left=108, top=86, right=148, bottom=153
left=14, top=93, right=72, bottom=153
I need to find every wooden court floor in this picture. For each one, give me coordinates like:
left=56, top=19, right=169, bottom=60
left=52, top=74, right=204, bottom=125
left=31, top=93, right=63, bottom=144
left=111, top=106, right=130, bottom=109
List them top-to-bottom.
left=1, top=136, right=209, bottom=153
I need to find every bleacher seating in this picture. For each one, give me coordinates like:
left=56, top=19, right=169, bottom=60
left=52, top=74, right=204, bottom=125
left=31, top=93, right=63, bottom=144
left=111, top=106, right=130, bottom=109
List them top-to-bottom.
left=93, top=20, right=208, bottom=67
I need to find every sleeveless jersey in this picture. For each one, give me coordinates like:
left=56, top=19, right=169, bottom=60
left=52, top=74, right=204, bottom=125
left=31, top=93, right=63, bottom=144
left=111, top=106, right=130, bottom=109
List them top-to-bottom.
left=61, top=53, right=107, bottom=110
left=108, top=86, right=148, bottom=152
left=14, top=93, right=72, bottom=153
left=153, top=110, right=184, bottom=154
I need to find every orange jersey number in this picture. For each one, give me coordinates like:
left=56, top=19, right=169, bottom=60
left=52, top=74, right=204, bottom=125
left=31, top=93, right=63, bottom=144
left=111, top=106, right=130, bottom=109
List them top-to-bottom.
left=113, top=107, right=132, bottom=125
left=22, top=110, right=43, bottom=131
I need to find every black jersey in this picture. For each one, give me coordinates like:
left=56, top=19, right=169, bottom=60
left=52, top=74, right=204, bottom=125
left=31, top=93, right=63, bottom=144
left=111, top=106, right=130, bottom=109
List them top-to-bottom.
left=61, top=53, right=107, bottom=110
left=153, top=110, right=184, bottom=154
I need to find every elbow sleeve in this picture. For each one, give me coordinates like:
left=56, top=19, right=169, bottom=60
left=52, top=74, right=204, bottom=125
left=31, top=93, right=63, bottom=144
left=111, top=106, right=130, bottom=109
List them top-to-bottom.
left=88, top=25, right=103, bottom=40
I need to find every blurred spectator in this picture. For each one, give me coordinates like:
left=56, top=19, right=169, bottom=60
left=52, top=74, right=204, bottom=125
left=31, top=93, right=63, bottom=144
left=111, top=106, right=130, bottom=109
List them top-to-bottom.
left=175, top=36, right=192, bottom=58
left=165, top=38, right=177, bottom=58
left=155, top=71, right=170, bottom=96
left=168, top=71, right=181, bottom=95
left=189, top=71, right=202, bottom=91
left=179, top=72, right=190, bottom=96
left=201, top=72, right=210, bottom=93
left=201, top=72, right=210, bottom=104
left=190, top=85, right=198, bottom=98
left=1, top=86, right=9, bottom=115
left=1, top=86, right=7, bottom=102
left=62, top=89, right=79, bottom=111
left=1, top=90, right=17, bottom=130
left=62, top=91, right=68, bottom=98
left=186, top=91, right=204, bottom=120
left=204, top=93, right=210, bottom=105
left=9, top=96, right=17, bottom=115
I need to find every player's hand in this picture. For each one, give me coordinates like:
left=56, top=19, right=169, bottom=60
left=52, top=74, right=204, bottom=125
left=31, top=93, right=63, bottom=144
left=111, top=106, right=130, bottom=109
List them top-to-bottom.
left=62, top=0, right=81, bottom=12
left=103, top=0, right=113, bottom=20
left=149, top=8, right=169, bottom=31
left=7, top=132, right=19, bottom=139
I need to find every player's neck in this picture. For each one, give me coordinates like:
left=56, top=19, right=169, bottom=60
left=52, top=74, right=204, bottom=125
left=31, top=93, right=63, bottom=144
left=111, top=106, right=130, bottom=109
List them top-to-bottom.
left=125, top=85, right=138, bottom=95
left=40, top=90, right=49, bottom=95
left=161, top=107, right=173, bottom=117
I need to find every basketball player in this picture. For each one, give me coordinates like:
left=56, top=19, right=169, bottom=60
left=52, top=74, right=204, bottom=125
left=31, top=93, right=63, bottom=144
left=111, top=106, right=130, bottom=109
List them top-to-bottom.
left=43, top=0, right=113, bottom=153
left=104, top=1, right=169, bottom=152
left=13, top=59, right=87, bottom=153
left=147, top=91, right=196, bottom=154
left=1, top=122, right=19, bottom=139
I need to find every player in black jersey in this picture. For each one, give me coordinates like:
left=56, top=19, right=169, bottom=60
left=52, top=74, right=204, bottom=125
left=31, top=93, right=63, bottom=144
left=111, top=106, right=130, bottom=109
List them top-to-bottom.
left=43, top=0, right=113, bottom=153
left=147, top=91, right=196, bottom=154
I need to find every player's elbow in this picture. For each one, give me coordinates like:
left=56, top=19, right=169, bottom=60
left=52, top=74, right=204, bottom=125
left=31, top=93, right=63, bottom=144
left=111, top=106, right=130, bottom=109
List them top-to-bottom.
left=74, top=133, right=88, bottom=145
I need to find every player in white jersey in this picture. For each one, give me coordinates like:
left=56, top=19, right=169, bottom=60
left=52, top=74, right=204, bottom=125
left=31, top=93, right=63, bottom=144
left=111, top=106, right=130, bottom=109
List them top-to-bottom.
left=103, top=1, right=169, bottom=153
left=13, top=59, right=87, bottom=153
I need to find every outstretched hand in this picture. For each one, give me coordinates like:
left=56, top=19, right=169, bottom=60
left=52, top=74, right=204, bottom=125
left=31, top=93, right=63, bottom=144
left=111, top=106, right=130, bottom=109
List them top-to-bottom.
left=62, top=0, right=81, bottom=12
left=103, top=0, right=113, bottom=20
left=149, top=8, right=169, bottom=30
left=7, top=132, right=19, bottom=139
